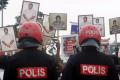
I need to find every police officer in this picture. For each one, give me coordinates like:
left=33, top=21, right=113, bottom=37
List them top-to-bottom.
left=3, top=22, right=57, bottom=80
left=61, top=25, right=118, bottom=80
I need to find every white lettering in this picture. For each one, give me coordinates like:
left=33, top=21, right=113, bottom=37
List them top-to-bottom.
left=80, top=64, right=108, bottom=76
left=82, top=65, right=87, bottom=74
left=88, top=66, right=94, bottom=74
left=94, top=66, right=99, bottom=75
left=18, top=67, right=47, bottom=79
left=101, top=67, right=106, bottom=75
left=39, top=68, right=46, bottom=76
left=19, top=69, right=25, bottom=77
left=25, top=69, right=32, bottom=78
left=32, top=69, right=37, bottom=77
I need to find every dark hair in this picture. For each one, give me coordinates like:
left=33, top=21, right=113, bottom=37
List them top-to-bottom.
left=29, top=3, right=33, bottom=7
left=56, top=15, right=61, bottom=19
left=83, top=16, right=87, bottom=19
left=96, top=19, right=99, bottom=23
left=113, top=20, right=116, bottom=23
left=4, top=27, right=8, bottom=32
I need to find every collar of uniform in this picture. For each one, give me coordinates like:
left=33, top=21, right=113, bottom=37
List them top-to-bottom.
left=81, top=46, right=98, bottom=55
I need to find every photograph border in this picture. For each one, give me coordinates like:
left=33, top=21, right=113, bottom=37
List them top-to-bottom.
left=20, top=1, right=40, bottom=25
left=49, top=13, right=67, bottom=30
left=78, top=14, right=93, bottom=33
left=93, top=17, right=105, bottom=37
left=109, top=17, right=120, bottom=34
left=0, top=26, right=18, bottom=52
left=61, top=34, right=78, bottom=57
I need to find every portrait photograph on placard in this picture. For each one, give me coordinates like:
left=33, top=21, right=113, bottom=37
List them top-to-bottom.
left=20, top=1, right=40, bottom=24
left=49, top=13, right=67, bottom=30
left=78, top=15, right=93, bottom=31
left=93, top=17, right=105, bottom=37
left=109, top=17, right=120, bottom=34
left=0, top=27, right=17, bottom=52
left=61, top=35, right=78, bottom=57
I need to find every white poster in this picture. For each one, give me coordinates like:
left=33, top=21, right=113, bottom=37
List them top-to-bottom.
left=20, top=1, right=40, bottom=24
left=78, top=15, right=93, bottom=31
left=93, top=17, right=105, bottom=37
left=109, top=17, right=120, bottom=34
left=0, top=27, right=17, bottom=52
left=61, top=35, right=78, bottom=57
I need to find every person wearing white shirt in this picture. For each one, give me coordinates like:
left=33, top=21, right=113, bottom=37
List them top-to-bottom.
left=21, top=2, right=37, bottom=24
left=51, top=15, right=66, bottom=30
left=80, top=16, right=92, bottom=29
left=111, top=20, right=120, bottom=34
left=1, top=28, right=17, bottom=51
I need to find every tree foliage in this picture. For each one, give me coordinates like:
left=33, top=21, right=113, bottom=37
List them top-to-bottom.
left=0, top=0, right=9, bottom=10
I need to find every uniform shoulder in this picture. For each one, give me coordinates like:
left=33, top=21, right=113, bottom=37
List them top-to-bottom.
left=9, top=50, right=24, bottom=61
left=36, top=50, right=55, bottom=61
left=67, top=53, right=80, bottom=64
left=99, top=53, right=114, bottom=63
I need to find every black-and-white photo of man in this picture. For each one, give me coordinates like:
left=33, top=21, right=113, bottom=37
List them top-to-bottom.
left=20, top=1, right=39, bottom=24
left=49, top=13, right=67, bottom=30
left=0, top=27, right=17, bottom=51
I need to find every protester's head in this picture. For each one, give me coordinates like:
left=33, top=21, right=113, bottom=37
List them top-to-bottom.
left=28, top=3, right=33, bottom=10
left=56, top=15, right=61, bottom=22
left=83, top=16, right=87, bottom=22
left=18, top=22, right=43, bottom=49
left=79, top=25, right=101, bottom=49
left=4, top=28, right=8, bottom=35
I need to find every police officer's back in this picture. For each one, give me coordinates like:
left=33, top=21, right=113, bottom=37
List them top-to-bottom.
left=3, top=22, right=57, bottom=80
left=62, top=25, right=118, bottom=80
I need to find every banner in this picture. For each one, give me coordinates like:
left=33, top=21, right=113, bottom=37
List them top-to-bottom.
left=20, top=1, right=40, bottom=24
left=93, top=17, right=105, bottom=37
left=109, top=17, right=120, bottom=34
left=71, top=22, right=78, bottom=34
left=61, top=35, right=78, bottom=56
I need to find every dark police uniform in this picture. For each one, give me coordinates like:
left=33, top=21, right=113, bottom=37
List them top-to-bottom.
left=62, top=47, right=119, bottom=80
left=3, top=48, right=57, bottom=80
left=0, top=55, right=10, bottom=69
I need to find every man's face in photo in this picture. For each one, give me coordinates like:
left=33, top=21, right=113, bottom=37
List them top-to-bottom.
left=28, top=3, right=33, bottom=10
left=56, top=16, right=61, bottom=22
left=83, top=16, right=87, bottom=22
left=96, top=19, right=99, bottom=23
left=113, top=20, right=117, bottom=26
left=4, top=28, right=8, bottom=35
